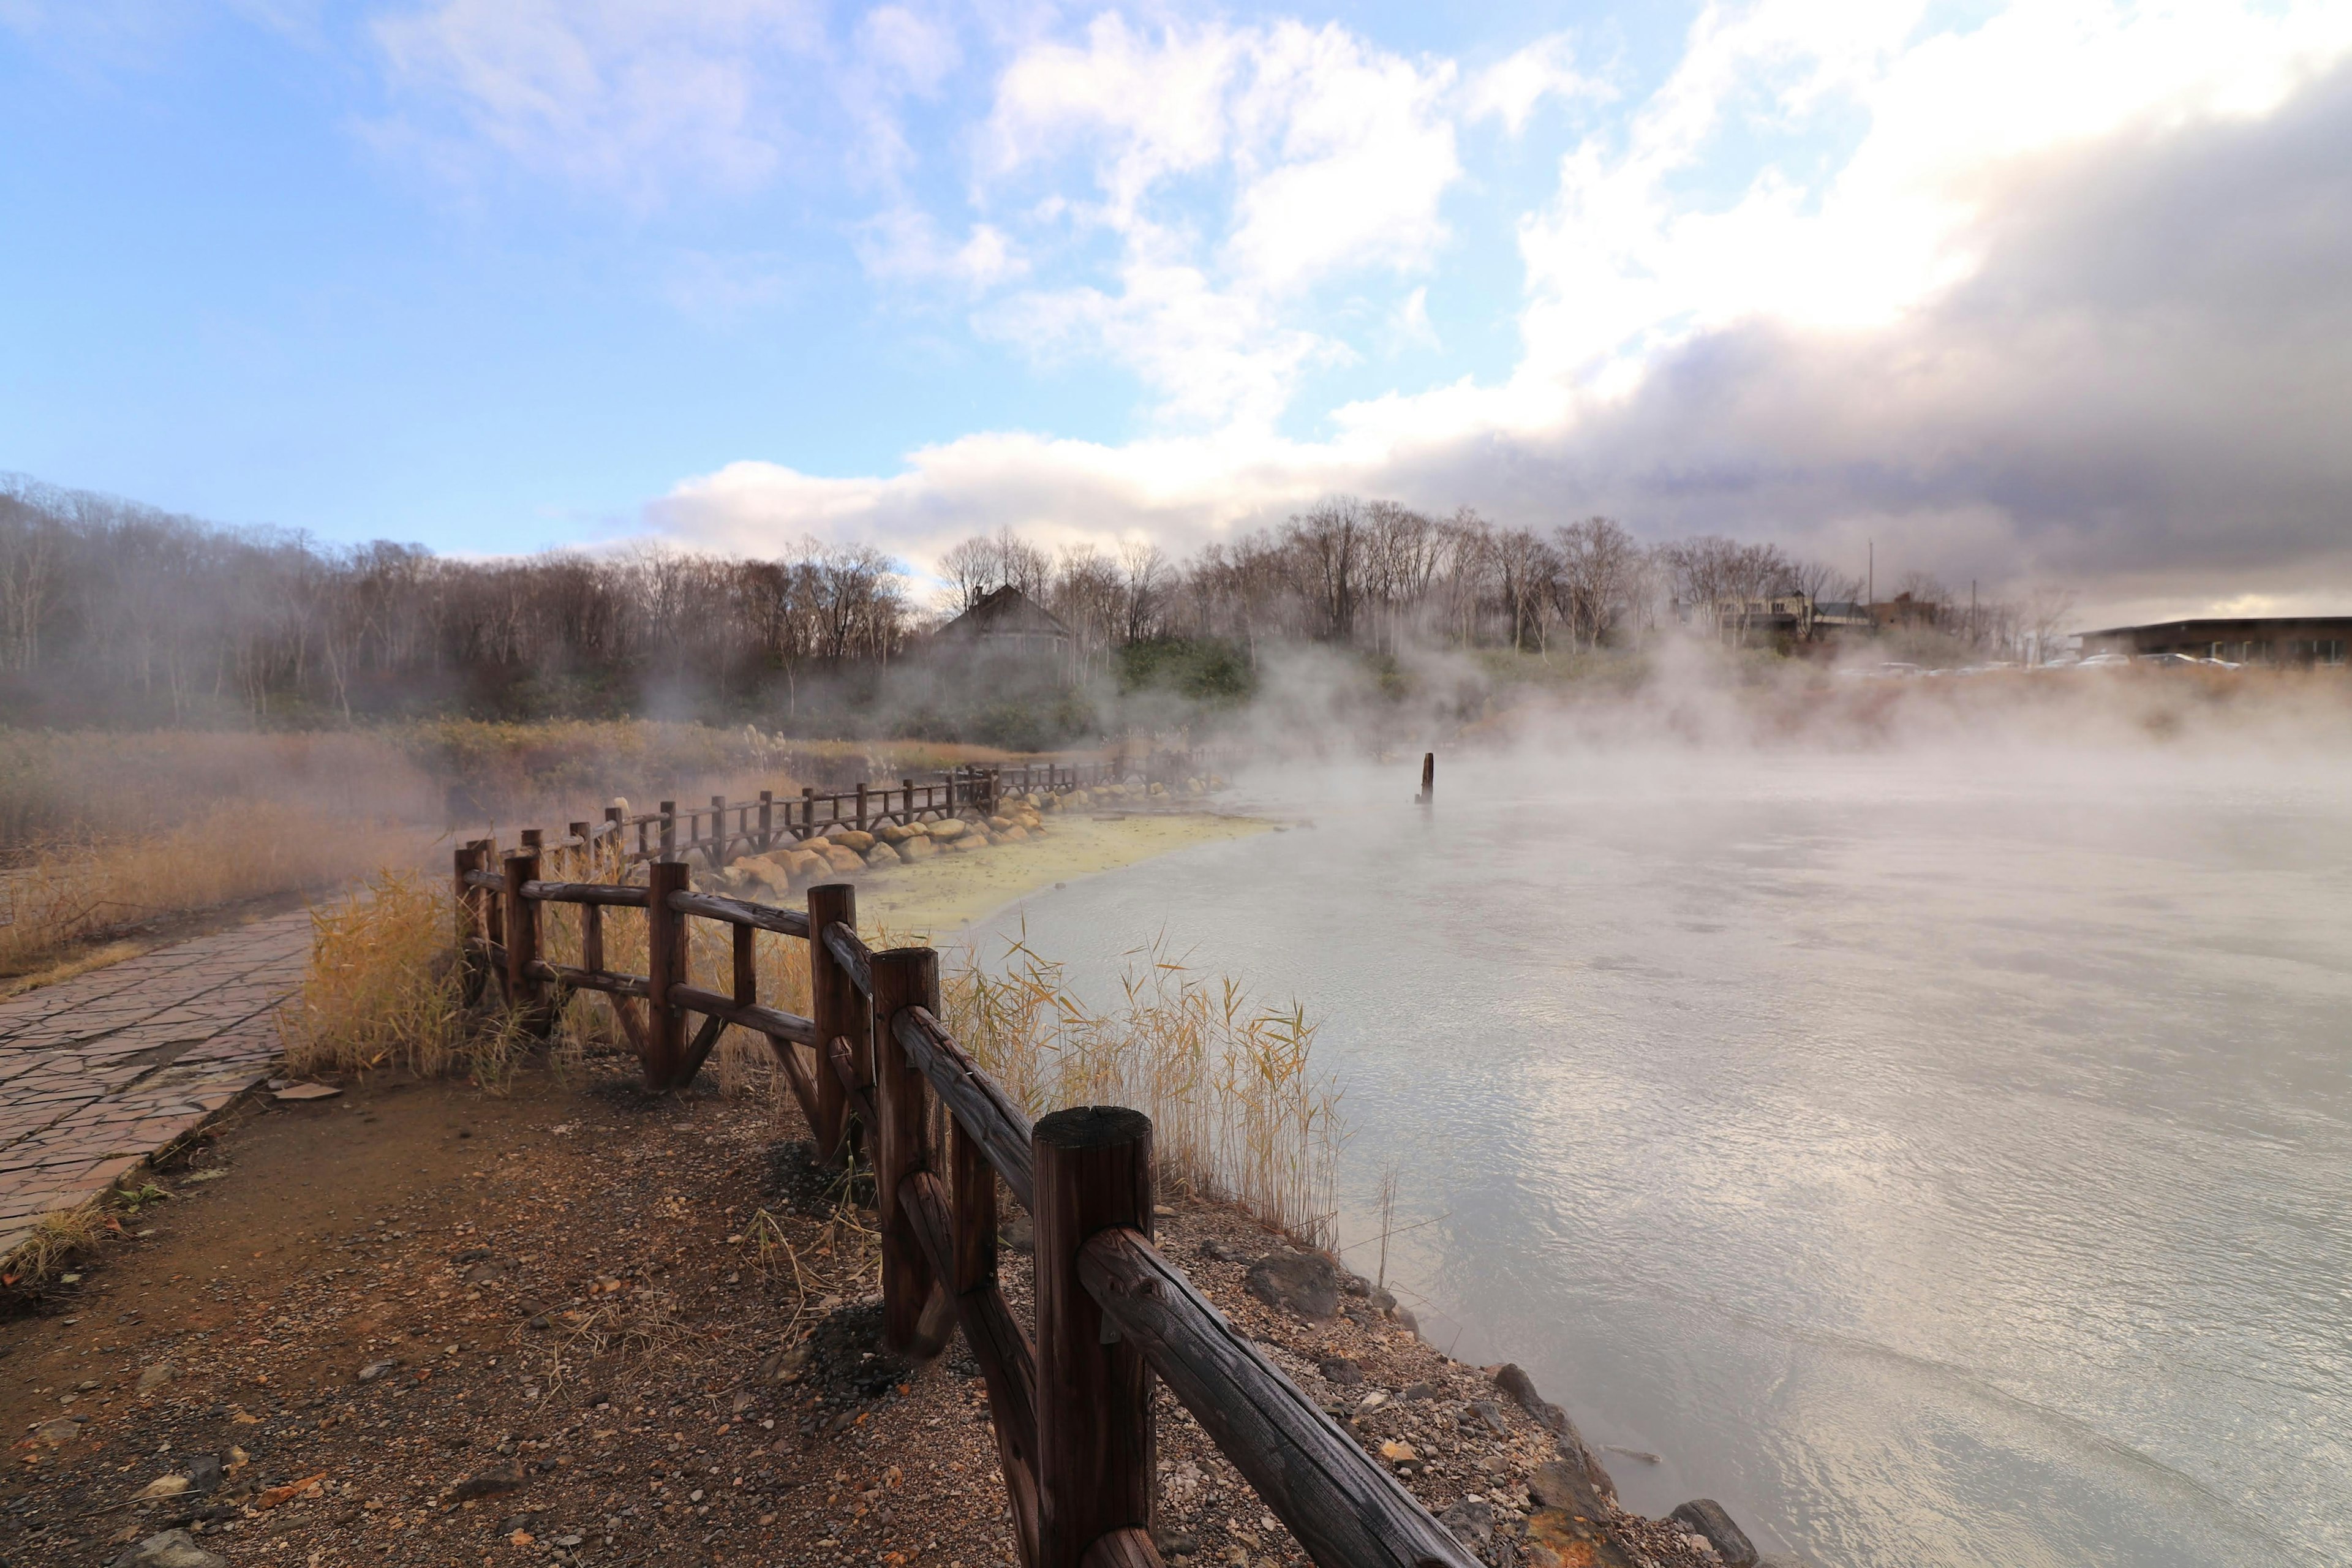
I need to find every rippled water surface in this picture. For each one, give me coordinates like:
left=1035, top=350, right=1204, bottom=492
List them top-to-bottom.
left=970, top=751, right=2352, bottom=1567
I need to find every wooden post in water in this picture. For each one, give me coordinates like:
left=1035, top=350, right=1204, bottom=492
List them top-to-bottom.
left=1418, top=751, right=1434, bottom=805
left=644, top=859, right=690, bottom=1088
left=806, top=882, right=860, bottom=1163
left=869, top=946, right=952, bottom=1356
left=1035, top=1106, right=1156, bottom=1568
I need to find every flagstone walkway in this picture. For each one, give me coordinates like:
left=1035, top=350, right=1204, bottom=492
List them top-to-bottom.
left=0, top=911, right=312, bottom=1268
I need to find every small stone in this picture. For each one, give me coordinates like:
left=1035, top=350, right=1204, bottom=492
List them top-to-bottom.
left=273, top=1082, right=340, bottom=1101
left=454, top=1247, right=491, bottom=1264
left=1244, top=1249, right=1341, bottom=1320
left=1317, top=1357, right=1362, bottom=1386
left=357, top=1360, right=397, bottom=1382
left=137, top=1362, right=175, bottom=1395
left=1399, top=1380, right=1436, bottom=1401
left=1467, top=1400, right=1509, bottom=1436
left=33, top=1415, right=84, bottom=1446
left=1378, top=1440, right=1417, bottom=1466
left=184, top=1454, right=223, bottom=1496
left=137, top=1474, right=192, bottom=1498
left=1438, top=1498, right=1494, bottom=1547
left=1669, top=1499, right=1759, bottom=1567
left=1153, top=1526, right=1199, bottom=1558
left=112, top=1528, right=228, bottom=1568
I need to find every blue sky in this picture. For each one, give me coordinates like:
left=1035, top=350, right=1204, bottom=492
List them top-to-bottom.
left=7, top=2, right=2352, bottom=619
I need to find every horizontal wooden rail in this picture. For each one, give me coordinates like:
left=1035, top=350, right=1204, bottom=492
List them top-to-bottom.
left=464, top=868, right=507, bottom=892
left=519, top=880, right=649, bottom=907
left=666, top=888, right=812, bottom=937
left=524, top=959, right=650, bottom=999
left=666, top=982, right=817, bottom=1046
left=895, top=1005, right=1036, bottom=1213
left=1079, top=1226, right=1479, bottom=1568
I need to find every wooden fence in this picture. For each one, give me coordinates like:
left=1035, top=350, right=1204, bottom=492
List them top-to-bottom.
left=451, top=764, right=1474, bottom=1568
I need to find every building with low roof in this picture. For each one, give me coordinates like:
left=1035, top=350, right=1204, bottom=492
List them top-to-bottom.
left=928, top=586, right=1073, bottom=684
left=2078, top=615, right=2350, bottom=666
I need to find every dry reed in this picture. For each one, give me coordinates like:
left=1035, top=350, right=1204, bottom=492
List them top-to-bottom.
left=279, top=868, right=472, bottom=1080
left=942, top=932, right=1342, bottom=1248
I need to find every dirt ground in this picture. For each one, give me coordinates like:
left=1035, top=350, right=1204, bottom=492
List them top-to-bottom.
left=1, top=1055, right=1728, bottom=1568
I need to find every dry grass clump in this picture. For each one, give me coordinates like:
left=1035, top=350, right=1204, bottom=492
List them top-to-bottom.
left=279, top=867, right=472, bottom=1079
left=943, top=933, right=1341, bottom=1248
left=0, top=1207, right=108, bottom=1292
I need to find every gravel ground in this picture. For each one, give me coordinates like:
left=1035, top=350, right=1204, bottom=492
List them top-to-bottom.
left=1, top=1061, right=1735, bottom=1568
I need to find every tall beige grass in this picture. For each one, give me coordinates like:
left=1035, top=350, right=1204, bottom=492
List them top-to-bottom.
left=0, top=805, right=428, bottom=974
left=279, top=867, right=473, bottom=1079
left=943, top=933, right=1342, bottom=1248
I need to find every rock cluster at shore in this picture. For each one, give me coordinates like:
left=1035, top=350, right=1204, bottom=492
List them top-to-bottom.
left=707, top=777, right=1226, bottom=900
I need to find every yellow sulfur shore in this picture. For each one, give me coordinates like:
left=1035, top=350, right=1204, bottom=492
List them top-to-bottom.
left=837, top=809, right=1270, bottom=941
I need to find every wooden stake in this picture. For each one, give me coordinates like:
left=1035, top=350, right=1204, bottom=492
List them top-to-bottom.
left=502, top=848, right=542, bottom=1024
left=644, top=859, right=690, bottom=1088
left=806, top=882, right=861, bottom=1161
left=870, top=946, right=952, bottom=1356
left=1035, top=1106, right=1155, bottom=1568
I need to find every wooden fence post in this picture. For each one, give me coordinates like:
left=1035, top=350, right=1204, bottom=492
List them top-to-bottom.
left=1419, top=752, right=1434, bottom=804
left=900, top=778, right=914, bottom=824
left=855, top=782, right=869, bottom=834
left=802, top=786, right=816, bottom=839
left=758, top=790, right=774, bottom=853
left=710, top=795, right=728, bottom=867
left=658, top=801, right=677, bottom=859
left=453, top=843, right=486, bottom=1004
left=502, top=848, right=542, bottom=1023
left=644, top=859, right=690, bottom=1088
left=806, top=882, right=861, bottom=1163
left=869, top=946, right=953, bottom=1355
left=1035, top=1106, right=1156, bottom=1568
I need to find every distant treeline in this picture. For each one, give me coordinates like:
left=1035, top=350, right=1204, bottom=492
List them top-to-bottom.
left=0, top=473, right=2037, bottom=739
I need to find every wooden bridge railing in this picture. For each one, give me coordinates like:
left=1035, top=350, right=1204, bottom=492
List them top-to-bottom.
left=451, top=826, right=1468, bottom=1568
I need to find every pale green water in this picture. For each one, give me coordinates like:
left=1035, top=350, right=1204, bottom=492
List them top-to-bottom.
left=973, top=750, right=2352, bottom=1567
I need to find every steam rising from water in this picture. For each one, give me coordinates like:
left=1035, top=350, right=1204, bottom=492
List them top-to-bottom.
left=976, top=704, right=2352, bottom=1567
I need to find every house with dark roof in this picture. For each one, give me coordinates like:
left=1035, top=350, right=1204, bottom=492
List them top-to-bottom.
left=930, top=587, right=1072, bottom=683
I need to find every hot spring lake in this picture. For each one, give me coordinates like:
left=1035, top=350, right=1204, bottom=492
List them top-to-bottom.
left=968, top=751, right=2352, bottom=1568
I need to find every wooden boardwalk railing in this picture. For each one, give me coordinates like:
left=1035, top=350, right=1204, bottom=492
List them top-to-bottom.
left=538, top=760, right=1162, bottom=869
left=450, top=765, right=1473, bottom=1568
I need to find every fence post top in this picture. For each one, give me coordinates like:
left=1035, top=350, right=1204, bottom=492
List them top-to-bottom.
left=1035, top=1104, right=1151, bottom=1150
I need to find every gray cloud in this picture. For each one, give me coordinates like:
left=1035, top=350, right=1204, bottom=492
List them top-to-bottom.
left=1399, top=58, right=2352, bottom=618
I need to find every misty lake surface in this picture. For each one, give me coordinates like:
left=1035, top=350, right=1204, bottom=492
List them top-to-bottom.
left=969, top=750, right=2352, bottom=1568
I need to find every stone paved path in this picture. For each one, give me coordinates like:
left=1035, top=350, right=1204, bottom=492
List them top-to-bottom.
left=0, top=910, right=312, bottom=1267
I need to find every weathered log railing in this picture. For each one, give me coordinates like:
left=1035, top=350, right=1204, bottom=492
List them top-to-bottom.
left=600, top=760, right=1149, bottom=869
left=452, top=831, right=1471, bottom=1568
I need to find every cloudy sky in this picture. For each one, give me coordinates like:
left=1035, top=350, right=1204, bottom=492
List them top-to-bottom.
left=4, top=1, right=2350, bottom=621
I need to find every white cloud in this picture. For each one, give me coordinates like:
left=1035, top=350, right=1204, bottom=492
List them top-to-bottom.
left=366, top=0, right=824, bottom=199
left=973, top=13, right=1460, bottom=430
left=1466, top=32, right=1605, bottom=135
left=859, top=208, right=1029, bottom=290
